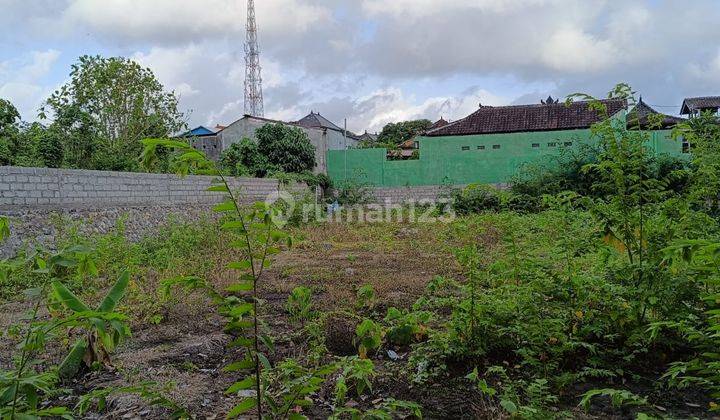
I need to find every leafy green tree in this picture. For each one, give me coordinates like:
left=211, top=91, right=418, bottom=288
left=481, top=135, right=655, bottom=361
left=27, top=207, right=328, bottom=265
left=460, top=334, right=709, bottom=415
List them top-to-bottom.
left=41, top=55, right=186, bottom=171
left=0, top=98, right=20, bottom=131
left=0, top=99, right=21, bottom=165
left=49, top=104, right=98, bottom=169
left=673, top=111, right=720, bottom=215
left=376, top=119, right=432, bottom=146
left=11, top=123, right=46, bottom=167
left=255, top=123, right=316, bottom=173
left=36, top=128, right=64, bottom=168
left=219, top=138, right=272, bottom=177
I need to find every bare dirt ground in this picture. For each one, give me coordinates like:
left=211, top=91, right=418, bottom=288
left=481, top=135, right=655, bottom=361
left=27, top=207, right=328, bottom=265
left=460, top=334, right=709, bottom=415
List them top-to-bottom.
left=0, top=221, right=715, bottom=419
left=0, top=222, right=478, bottom=418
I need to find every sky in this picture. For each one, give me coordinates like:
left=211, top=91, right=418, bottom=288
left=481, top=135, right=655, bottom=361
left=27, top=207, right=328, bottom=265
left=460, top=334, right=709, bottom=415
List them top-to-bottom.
left=1, top=0, right=720, bottom=134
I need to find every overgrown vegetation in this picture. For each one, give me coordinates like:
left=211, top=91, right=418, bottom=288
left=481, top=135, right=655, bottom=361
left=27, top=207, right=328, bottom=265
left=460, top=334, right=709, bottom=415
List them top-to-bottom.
left=0, top=55, right=185, bottom=172
left=3, top=83, right=720, bottom=418
left=359, top=119, right=431, bottom=149
left=219, top=123, right=317, bottom=178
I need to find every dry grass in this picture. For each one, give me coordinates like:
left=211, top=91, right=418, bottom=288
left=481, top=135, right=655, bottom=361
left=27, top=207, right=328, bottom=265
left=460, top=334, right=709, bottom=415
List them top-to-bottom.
left=261, top=221, right=465, bottom=310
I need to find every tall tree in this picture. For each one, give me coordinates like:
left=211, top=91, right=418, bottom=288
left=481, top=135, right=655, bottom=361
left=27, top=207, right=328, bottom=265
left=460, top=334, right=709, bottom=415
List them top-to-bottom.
left=41, top=55, right=186, bottom=171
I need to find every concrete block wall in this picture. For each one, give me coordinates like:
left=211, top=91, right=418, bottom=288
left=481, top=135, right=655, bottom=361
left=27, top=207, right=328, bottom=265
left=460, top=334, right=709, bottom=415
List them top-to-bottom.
left=0, top=166, right=282, bottom=209
left=0, top=166, right=299, bottom=258
left=370, top=183, right=509, bottom=205
left=371, top=185, right=452, bottom=205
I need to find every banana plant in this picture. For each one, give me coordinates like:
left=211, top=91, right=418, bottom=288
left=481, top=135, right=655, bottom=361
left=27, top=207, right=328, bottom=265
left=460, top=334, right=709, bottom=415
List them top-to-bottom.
left=1, top=243, right=104, bottom=417
left=54, top=271, right=131, bottom=380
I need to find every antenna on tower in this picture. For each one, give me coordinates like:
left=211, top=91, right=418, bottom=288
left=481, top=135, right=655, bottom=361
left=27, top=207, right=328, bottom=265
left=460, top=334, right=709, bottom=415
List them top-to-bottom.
left=244, top=0, right=264, bottom=117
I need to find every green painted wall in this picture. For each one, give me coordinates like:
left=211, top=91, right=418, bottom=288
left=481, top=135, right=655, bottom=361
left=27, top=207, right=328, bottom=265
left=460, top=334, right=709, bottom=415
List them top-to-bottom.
left=327, top=128, right=683, bottom=187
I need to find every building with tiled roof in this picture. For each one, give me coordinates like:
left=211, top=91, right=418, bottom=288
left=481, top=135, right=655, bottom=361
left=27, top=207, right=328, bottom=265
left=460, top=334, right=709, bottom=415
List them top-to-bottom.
left=326, top=95, right=689, bottom=188
left=680, top=96, right=720, bottom=116
left=425, top=98, right=627, bottom=137
left=627, top=98, right=685, bottom=129
left=188, top=112, right=360, bottom=172
left=427, top=117, right=449, bottom=131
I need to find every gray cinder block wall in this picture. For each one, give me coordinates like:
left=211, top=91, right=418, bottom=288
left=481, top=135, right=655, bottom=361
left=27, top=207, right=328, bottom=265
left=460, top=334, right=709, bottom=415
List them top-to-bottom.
left=0, top=166, right=296, bottom=257
left=0, top=166, right=282, bottom=209
left=370, top=183, right=509, bottom=205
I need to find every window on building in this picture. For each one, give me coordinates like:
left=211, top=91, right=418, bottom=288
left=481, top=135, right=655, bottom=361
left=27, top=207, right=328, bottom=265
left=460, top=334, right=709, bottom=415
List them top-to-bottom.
left=682, top=140, right=690, bottom=153
left=548, top=142, right=557, bottom=147
left=564, top=142, right=573, bottom=146
left=532, top=143, right=540, bottom=148
left=477, top=145, right=485, bottom=150
left=492, top=145, right=501, bottom=150
left=461, top=146, right=470, bottom=151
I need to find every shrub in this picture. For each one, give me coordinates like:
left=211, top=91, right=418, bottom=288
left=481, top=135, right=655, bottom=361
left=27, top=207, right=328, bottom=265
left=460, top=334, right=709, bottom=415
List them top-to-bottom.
left=256, top=123, right=316, bottom=173
left=37, top=129, right=64, bottom=168
left=219, top=138, right=272, bottom=177
left=334, top=179, right=375, bottom=206
left=451, top=184, right=501, bottom=214
left=501, top=193, right=543, bottom=213
left=285, top=286, right=313, bottom=324
left=384, top=307, right=432, bottom=346
left=354, top=318, right=383, bottom=358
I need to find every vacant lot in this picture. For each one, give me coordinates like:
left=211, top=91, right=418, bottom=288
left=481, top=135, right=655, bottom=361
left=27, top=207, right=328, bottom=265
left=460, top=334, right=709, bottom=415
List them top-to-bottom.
left=1, top=209, right=715, bottom=419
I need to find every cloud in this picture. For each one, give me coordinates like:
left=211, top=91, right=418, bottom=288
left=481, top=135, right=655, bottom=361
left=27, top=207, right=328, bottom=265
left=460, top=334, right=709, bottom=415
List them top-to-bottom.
left=4, top=0, right=720, bottom=132
left=59, top=0, right=332, bottom=45
left=361, top=0, right=555, bottom=20
left=540, top=27, right=619, bottom=73
left=131, top=42, right=294, bottom=127
left=684, top=48, right=720, bottom=92
left=0, top=49, right=61, bottom=120
left=274, top=86, right=510, bottom=134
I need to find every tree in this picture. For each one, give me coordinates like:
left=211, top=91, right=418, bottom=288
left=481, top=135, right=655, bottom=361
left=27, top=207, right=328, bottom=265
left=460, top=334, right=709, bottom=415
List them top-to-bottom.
left=42, top=55, right=186, bottom=171
left=0, top=98, right=20, bottom=131
left=0, top=98, right=43, bottom=166
left=0, top=99, right=19, bottom=165
left=673, top=111, right=720, bottom=215
left=376, top=119, right=432, bottom=146
left=255, top=123, right=316, bottom=173
left=36, top=128, right=64, bottom=168
left=219, top=138, right=272, bottom=177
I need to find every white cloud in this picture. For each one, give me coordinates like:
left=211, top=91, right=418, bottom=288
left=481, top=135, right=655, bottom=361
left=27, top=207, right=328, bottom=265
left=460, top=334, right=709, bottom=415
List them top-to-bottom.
left=4, top=0, right=720, bottom=132
left=60, top=0, right=332, bottom=44
left=362, top=0, right=556, bottom=19
left=541, top=27, right=619, bottom=73
left=131, top=43, right=294, bottom=129
left=0, top=49, right=60, bottom=120
left=686, top=49, right=720, bottom=85
left=351, top=87, right=509, bottom=132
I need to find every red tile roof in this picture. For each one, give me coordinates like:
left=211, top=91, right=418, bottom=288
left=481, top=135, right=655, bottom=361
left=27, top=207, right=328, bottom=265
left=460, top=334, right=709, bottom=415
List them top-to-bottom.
left=425, top=99, right=627, bottom=137
left=427, top=117, right=449, bottom=130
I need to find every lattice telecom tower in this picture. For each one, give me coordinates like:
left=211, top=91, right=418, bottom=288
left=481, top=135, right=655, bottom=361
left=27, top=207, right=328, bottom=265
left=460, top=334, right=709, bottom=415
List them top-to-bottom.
left=244, top=0, right=264, bottom=117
